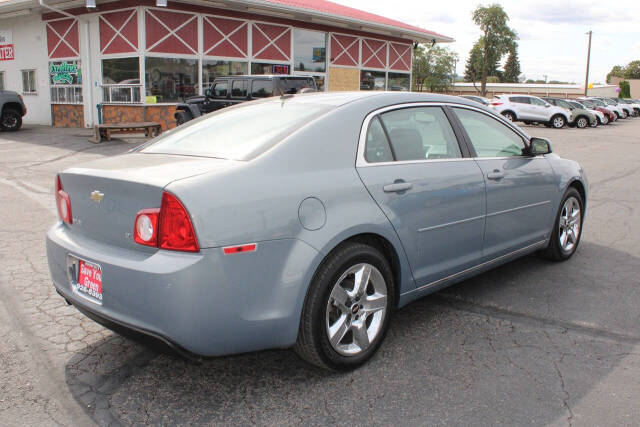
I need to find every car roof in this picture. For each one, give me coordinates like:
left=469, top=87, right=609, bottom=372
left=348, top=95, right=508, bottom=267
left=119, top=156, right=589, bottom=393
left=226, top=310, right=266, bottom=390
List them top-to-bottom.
left=215, top=75, right=313, bottom=80
left=256, top=91, right=491, bottom=109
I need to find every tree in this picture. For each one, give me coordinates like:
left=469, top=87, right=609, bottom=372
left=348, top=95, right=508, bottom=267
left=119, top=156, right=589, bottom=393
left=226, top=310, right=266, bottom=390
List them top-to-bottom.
left=471, top=4, right=517, bottom=96
left=464, top=40, right=501, bottom=91
left=412, top=44, right=458, bottom=92
left=503, top=46, right=521, bottom=83
left=624, top=61, right=640, bottom=79
left=607, top=65, right=625, bottom=83
left=619, top=80, right=631, bottom=98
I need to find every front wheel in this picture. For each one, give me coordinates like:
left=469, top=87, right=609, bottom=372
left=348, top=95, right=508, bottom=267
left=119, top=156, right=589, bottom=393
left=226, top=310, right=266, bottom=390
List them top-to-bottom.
left=0, top=109, right=22, bottom=131
left=622, top=110, right=629, bottom=119
left=175, top=111, right=192, bottom=126
left=551, top=114, right=566, bottom=129
left=600, top=114, right=609, bottom=125
left=576, top=116, right=588, bottom=129
left=590, top=118, right=598, bottom=128
left=541, top=188, right=584, bottom=261
left=294, top=242, right=395, bottom=371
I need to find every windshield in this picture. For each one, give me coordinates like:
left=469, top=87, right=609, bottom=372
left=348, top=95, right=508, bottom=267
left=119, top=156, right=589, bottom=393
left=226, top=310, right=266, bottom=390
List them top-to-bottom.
left=590, top=99, right=605, bottom=107
left=581, top=100, right=595, bottom=108
left=142, top=101, right=331, bottom=160
left=569, top=101, right=583, bottom=109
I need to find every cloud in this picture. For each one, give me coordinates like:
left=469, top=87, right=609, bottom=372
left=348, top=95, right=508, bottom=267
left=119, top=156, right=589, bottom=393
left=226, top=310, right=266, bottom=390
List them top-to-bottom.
left=512, top=1, right=621, bottom=25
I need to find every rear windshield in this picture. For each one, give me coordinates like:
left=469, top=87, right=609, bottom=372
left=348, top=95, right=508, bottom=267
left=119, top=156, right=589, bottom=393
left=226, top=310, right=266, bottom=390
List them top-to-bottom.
left=279, top=78, right=316, bottom=94
left=141, top=101, right=330, bottom=160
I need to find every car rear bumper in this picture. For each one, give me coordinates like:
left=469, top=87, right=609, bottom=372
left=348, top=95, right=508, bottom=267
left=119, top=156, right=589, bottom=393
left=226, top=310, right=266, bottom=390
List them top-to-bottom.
left=46, top=223, right=319, bottom=357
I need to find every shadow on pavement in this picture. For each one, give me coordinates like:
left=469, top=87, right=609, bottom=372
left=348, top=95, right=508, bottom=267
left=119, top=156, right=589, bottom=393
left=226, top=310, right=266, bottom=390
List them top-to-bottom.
left=64, top=241, right=639, bottom=425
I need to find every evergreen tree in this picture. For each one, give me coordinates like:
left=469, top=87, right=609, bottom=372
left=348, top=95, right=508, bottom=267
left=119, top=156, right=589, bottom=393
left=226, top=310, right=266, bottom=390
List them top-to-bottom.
left=503, top=46, right=521, bottom=83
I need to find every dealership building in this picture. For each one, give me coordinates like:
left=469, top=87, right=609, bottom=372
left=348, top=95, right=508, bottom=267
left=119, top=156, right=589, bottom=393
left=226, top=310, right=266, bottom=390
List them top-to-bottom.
left=0, top=0, right=452, bottom=128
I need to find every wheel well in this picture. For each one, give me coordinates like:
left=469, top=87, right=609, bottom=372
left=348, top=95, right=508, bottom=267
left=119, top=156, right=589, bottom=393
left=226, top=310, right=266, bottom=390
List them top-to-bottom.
left=2, top=102, right=22, bottom=115
left=569, top=180, right=586, bottom=208
left=340, top=233, right=402, bottom=308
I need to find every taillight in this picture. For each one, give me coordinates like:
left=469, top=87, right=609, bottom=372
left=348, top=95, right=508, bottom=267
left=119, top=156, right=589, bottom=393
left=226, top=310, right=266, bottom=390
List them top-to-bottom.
left=490, top=102, right=502, bottom=106
left=55, top=175, right=72, bottom=224
left=133, top=192, right=199, bottom=252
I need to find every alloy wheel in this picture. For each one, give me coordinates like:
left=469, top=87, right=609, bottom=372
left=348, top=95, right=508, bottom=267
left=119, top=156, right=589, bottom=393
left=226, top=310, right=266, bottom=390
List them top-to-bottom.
left=1, top=114, right=18, bottom=129
left=601, top=115, right=609, bottom=125
left=553, top=116, right=565, bottom=128
left=577, top=117, right=588, bottom=128
left=558, top=196, right=581, bottom=253
left=325, top=263, right=387, bottom=356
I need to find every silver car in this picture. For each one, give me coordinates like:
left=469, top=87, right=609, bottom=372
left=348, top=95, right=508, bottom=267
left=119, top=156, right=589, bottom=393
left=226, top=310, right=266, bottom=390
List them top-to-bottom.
left=46, top=92, right=587, bottom=370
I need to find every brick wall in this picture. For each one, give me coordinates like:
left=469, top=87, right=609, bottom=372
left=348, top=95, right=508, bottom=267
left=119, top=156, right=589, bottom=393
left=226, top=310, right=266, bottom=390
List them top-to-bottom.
left=328, top=67, right=359, bottom=91
left=51, top=104, right=84, bottom=128
left=102, top=104, right=177, bottom=130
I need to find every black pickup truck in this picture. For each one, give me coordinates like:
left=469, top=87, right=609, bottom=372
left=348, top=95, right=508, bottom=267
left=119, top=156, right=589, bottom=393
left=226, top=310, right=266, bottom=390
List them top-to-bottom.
left=174, top=75, right=317, bottom=125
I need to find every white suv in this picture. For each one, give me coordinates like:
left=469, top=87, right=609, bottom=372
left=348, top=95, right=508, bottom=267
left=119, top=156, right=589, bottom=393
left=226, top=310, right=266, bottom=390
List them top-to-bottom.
left=490, top=94, right=572, bottom=128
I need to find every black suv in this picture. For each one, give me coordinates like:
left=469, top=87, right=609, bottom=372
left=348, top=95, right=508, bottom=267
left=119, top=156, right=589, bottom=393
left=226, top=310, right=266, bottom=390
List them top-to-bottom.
left=175, top=75, right=317, bottom=125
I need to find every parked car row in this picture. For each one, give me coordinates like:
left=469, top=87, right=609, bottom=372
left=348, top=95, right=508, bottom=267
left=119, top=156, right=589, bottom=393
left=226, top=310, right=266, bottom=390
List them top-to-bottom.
left=461, top=94, right=640, bottom=129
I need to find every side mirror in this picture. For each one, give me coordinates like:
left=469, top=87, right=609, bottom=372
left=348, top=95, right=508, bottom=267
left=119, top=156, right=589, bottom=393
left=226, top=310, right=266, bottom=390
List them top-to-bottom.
left=205, top=88, right=212, bottom=97
left=544, top=103, right=551, bottom=108
left=530, top=137, right=552, bottom=155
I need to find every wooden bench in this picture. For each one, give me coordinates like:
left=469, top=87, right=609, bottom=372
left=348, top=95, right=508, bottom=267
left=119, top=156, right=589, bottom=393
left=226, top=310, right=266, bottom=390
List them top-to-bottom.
left=89, top=122, right=162, bottom=143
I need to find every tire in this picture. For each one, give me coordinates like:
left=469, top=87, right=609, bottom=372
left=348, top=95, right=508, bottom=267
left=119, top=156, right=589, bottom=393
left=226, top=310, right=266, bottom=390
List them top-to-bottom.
left=0, top=109, right=22, bottom=132
left=622, top=110, right=628, bottom=119
left=175, top=111, right=191, bottom=127
left=502, top=111, right=516, bottom=122
left=614, top=111, right=620, bottom=120
left=551, top=114, right=566, bottom=129
left=600, top=115, right=609, bottom=125
left=575, top=116, right=588, bottom=129
left=590, top=118, right=598, bottom=128
left=540, top=187, right=584, bottom=261
left=294, top=242, right=395, bottom=371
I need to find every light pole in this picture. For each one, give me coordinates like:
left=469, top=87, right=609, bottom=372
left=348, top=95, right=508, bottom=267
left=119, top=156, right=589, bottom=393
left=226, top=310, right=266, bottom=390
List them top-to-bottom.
left=584, top=31, right=592, bottom=96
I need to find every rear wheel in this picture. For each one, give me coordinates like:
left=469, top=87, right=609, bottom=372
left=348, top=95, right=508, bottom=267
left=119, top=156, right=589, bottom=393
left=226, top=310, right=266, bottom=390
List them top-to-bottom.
left=0, top=109, right=22, bottom=131
left=622, top=110, right=629, bottom=119
left=175, top=111, right=191, bottom=127
left=502, top=111, right=515, bottom=122
left=551, top=114, right=566, bottom=129
left=541, top=188, right=584, bottom=261
left=294, top=242, right=395, bottom=371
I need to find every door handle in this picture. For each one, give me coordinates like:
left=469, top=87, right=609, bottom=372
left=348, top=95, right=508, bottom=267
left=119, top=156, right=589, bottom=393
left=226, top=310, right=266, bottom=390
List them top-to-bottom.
left=487, top=170, right=505, bottom=180
left=383, top=182, right=413, bottom=193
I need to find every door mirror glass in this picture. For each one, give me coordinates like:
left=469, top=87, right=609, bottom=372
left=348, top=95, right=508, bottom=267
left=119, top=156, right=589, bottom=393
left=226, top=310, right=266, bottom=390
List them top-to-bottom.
left=530, top=137, right=552, bottom=155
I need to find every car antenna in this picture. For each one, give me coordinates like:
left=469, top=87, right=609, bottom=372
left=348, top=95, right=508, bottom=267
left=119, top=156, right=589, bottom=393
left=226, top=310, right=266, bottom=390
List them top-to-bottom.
left=278, top=87, right=294, bottom=100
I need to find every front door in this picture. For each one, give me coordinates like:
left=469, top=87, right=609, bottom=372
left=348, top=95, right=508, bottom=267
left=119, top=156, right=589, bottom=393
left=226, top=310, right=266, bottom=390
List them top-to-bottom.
left=356, top=105, right=486, bottom=287
left=452, top=106, right=556, bottom=260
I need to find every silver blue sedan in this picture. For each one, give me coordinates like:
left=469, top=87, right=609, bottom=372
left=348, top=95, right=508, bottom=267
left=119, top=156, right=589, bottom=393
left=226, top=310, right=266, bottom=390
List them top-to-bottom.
left=47, top=92, right=587, bottom=370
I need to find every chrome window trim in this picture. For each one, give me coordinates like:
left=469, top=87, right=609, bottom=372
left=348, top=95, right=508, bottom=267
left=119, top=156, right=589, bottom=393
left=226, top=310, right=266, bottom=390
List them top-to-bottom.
left=356, top=102, right=533, bottom=168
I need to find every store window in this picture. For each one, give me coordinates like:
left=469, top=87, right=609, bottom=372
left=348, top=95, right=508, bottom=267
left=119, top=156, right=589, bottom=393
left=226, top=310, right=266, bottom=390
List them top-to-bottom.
left=293, top=29, right=326, bottom=73
left=102, top=57, right=140, bottom=103
left=145, top=57, right=198, bottom=103
left=202, top=60, right=248, bottom=91
left=49, top=61, right=82, bottom=103
left=251, top=63, right=290, bottom=75
left=21, top=69, right=37, bottom=94
left=360, top=70, right=386, bottom=91
left=388, top=73, right=410, bottom=91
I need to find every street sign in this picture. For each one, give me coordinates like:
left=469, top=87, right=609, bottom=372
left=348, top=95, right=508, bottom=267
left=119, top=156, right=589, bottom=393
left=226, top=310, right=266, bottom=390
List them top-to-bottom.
left=0, top=44, right=14, bottom=61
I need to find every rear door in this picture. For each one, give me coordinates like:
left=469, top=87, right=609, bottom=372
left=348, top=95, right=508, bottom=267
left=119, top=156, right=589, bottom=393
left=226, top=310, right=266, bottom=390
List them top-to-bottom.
left=529, top=96, right=552, bottom=121
left=356, top=105, right=486, bottom=288
left=452, top=106, right=556, bottom=260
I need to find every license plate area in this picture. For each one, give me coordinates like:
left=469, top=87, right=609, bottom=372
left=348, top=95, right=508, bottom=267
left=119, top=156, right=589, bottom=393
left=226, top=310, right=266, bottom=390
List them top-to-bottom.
left=67, top=255, right=103, bottom=305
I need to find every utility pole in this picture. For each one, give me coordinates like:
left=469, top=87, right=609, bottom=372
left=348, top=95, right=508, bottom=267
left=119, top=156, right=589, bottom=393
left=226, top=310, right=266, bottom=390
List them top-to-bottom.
left=584, top=31, right=592, bottom=96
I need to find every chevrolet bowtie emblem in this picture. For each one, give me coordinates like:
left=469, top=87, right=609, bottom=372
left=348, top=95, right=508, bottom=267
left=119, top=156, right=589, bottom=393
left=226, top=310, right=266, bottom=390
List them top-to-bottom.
left=90, top=191, right=104, bottom=203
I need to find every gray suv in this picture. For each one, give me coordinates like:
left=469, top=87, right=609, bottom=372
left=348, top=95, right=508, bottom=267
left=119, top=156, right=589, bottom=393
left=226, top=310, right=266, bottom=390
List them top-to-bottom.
left=1, top=90, right=27, bottom=131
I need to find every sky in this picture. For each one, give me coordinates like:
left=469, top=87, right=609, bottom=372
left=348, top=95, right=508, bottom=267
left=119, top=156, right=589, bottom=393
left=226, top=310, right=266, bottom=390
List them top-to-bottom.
left=338, top=0, right=640, bottom=85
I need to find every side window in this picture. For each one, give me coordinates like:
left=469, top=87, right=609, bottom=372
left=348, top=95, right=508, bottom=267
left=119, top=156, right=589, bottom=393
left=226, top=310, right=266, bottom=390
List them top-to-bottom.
left=231, top=80, right=247, bottom=98
left=251, top=80, right=273, bottom=98
left=213, top=82, right=228, bottom=97
left=510, top=96, right=528, bottom=104
left=530, top=97, right=546, bottom=106
left=379, top=107, right=462, bottom=161
left=454, top=108, right=526, bottom=158
left=364, top=117, right=393, bottom=163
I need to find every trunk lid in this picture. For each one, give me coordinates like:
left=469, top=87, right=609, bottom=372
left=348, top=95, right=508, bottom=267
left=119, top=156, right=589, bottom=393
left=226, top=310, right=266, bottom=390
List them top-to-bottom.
left=60, top=153, right=238, bottom=250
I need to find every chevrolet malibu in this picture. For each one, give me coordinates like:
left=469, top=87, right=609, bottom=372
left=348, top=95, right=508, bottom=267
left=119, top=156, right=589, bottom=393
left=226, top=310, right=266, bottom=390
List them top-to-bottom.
left=47, top=92, right=587, bottom=370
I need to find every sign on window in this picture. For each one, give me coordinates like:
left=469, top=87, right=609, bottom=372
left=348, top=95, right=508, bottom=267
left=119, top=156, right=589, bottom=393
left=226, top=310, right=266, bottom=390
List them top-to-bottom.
left=0, top=44, right=14, bottom=61
left=50, top=61, right=82, bottom=85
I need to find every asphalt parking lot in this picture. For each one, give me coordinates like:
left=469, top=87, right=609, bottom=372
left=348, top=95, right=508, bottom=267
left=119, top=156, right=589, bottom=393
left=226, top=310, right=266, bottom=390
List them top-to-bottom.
left=1, top=119, right=639, bottom=426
